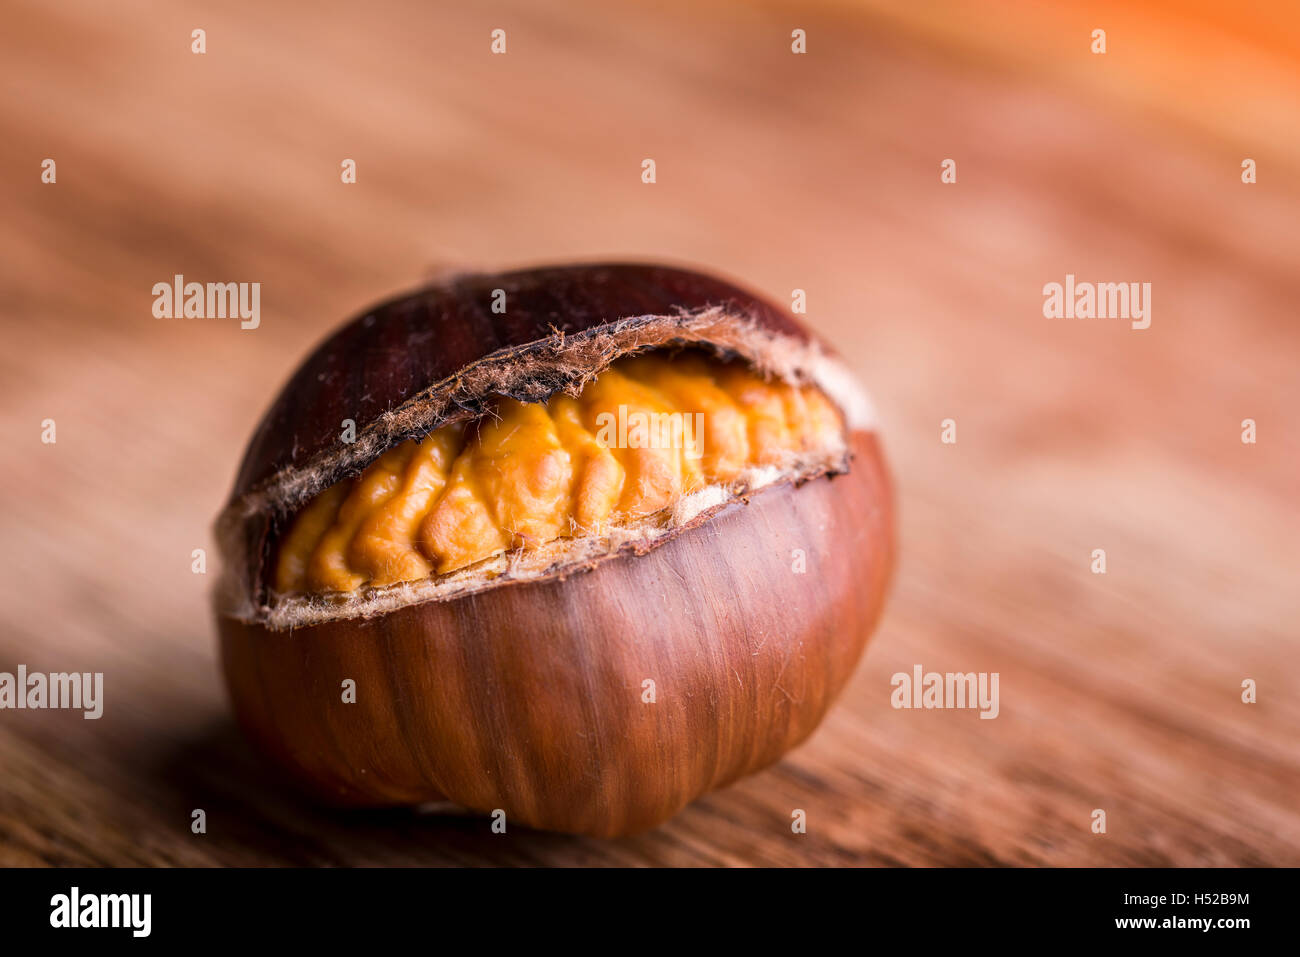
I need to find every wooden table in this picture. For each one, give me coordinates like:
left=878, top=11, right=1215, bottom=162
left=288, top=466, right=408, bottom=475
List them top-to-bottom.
left=2, top=0, right=1297, bottom=866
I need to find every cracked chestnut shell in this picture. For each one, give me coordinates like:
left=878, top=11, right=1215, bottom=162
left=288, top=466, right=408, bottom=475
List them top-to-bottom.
left=214, top=263, right=893, bottom=837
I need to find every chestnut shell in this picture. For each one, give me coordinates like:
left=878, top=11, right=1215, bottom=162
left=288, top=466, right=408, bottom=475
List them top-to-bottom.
left=216, top=263, right=894, bottom=837
left=232, top=264, right=807, bottom=499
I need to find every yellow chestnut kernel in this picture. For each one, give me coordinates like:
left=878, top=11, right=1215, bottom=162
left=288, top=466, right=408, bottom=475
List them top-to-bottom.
left=274, top=351, right=846, bottom=596
left=621, top=353, right=750, bottom=482
left=715, top=365, right=793, bottom=464
left=578, top=368, right=703, bottom=518
left=775, top=381, right=813, bottom=452
left=798, top=386, right=844, bottom=450
left=550, top=395, right=624, bottom=532
left=471, top=398, right=575, bottom=548
left=419, top=399, right=575, bottom=573
left=347, top=426, right=464, bottom=587
left=307, top=443, right=414, bottom=592
left=418, top=460, right=511, bottom=576
left=274, top=481, right=349, bottom=593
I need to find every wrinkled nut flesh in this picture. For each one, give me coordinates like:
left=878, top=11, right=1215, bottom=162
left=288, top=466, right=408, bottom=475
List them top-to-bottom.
left=213, top=263, right=894, bottom=837
left=276, top=351, right=844, bottom=595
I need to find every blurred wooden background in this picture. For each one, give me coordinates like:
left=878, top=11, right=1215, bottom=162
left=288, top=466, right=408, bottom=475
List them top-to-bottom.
left=1, top=0, right=1297, bottom=865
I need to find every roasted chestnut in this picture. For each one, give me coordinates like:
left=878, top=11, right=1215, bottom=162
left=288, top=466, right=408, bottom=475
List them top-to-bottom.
left=214, top=263, right=893, bottom=836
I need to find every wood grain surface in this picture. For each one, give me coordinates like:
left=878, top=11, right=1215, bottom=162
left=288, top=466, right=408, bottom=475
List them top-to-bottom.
left=1, top=0, right=1297, bottom=866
